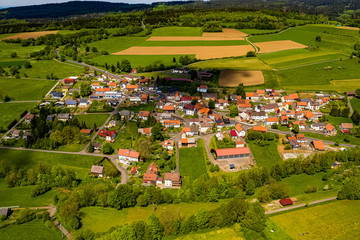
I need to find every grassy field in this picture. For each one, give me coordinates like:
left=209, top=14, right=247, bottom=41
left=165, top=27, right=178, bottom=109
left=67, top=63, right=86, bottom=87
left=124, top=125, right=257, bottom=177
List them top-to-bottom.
left=151, top=27, right=203, bottom=36
left=241, top=29, right=280, bottom=35
left=86, top=36, right=147, bottom=53
left=138, top=40, right=249, bottom=46
left=0, top=42, right=44, bottom=60
left=259, top=48, right=347, bottom=69
left=92, top=54, right=190, bottom=68
left=189, top=57, right=271, bottom=70
left=277, top=58, right=360, bottom=87
left=0, top=59, right=26, bottom=68
left=19, top=60, right=83, bottom=79
left=0, top=78, right=55, bottom=101
left=283, top=79, right=360, bottom=92
left=350, top=98, right=360, bottom=112
left=0, top=102, right=36, bottom=129
left=118, top=102, right=155, bottom=113
left=74, top=114, right=110, bottom=128
left=326, top=116, right=353, bottom=126
left=302, top=132, right=360, bottom=146
left=248, top=141, right=282, bottom=168
left=179, top=146, right=207, bottom=184
left=0, top=149, right=101, bottom=179
left=280, top=172, right=340, bottom=202
left=0, top=179, right=55, bottom=207
left=269, top=200, right=360, bottom=240
left=80, top=201, right=223, bottom=233
left=264, top=218, right=292, bottom=240
left=0, top=219, right=63, bottom=240
left=176, top=224, right=244, bottom=240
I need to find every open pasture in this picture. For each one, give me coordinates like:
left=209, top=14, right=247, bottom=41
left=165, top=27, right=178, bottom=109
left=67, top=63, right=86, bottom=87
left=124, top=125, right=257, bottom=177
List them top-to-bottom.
left=151, top=26, right=203, bottom=36
left=147, top=28, right=247, bottom=41
left=3, top=31, right=58, bottom=40
left=85, top=36, right=147, bottom=54
left=256, top=40, right=307, bottom=53
left=0, top=42, right=44, bottom=59
left=113, top=45, right=255, bottom=59
left=188, top=57, right=271, bottom=70
left=219, top=70, right=264, bottom=87
left=0, top=78, right=55, bottom=101
left=284, top=79, right=360, bottom=92
left=0, top=102, right=36, bottom=129
left=179, top=146, right=207, bottom=183
left=270, top=200, right=360, bottom=240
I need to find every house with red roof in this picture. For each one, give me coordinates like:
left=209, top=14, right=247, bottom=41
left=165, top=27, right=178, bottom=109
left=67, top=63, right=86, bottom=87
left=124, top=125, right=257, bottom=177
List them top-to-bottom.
left=63, top=78, right=76, bottom=86
left=126, top=85, right=139, bottom=92
left=197, top=85, right=208, bottom=93
left=245, top=92, right=258, bottom=101
left=141, top=94, right=149, bottom=104
left=181, top=96, right=192, bottom=104
left=163, top=105, right=175, bottom=113
left=138, top=111, right=150, bottom=120
left=265, top=117, right=279, bottom=126
left=164, top=120, right=181, bottom=128
left=235, top=123, right=246, bottom=138
left=325, top=123, right=337, bottom=136
left=339, top=123, right=353, bottom=133
left=253, top=126, right=267, bottom=132
left=98, top=130, right=117, bottom=141
left=287, top=136, right=300, bottom=149
left=162, top=140, right=175, bottom=151
left=312, top=140, right=325, bottom=151
left=215, top=147, right=251, bottom=160
left=118, top=149, right=140, bottom=164
left=143, top=162, right=158, bottom=185
left=131, top=166, right=139, bottom=175
left=164, top=172, right=181, bottom=187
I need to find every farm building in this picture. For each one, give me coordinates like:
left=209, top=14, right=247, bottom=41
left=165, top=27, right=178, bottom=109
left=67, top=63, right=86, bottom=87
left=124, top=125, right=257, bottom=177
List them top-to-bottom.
left=312, top=140, right=325, bottom=151
left=215, top=147, right=251, bottom=160
left=164, top=172, right=181, bottom=187
left=280, top=198, right=293, bottom=206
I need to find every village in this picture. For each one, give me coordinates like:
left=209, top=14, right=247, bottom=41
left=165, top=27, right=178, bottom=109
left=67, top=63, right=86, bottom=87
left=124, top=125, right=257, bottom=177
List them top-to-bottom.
left=1, top=67, right=357, bottom=190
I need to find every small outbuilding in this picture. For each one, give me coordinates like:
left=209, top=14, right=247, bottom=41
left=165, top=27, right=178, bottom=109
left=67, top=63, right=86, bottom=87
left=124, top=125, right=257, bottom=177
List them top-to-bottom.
left=90, top=165, right=104, bottom=177
left=280, top=198, right=293, bottom=206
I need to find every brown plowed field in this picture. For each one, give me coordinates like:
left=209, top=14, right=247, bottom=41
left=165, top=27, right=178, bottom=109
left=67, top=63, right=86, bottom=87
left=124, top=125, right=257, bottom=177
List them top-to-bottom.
left=147, top=29, right=247, bottom=41
left=4, top=31, right=59, bottom=40
left=256, top=40, right=307, bottom=53
left=113, top=45, right=255, bottom=60
left=219, top=70, right=264, bottom=87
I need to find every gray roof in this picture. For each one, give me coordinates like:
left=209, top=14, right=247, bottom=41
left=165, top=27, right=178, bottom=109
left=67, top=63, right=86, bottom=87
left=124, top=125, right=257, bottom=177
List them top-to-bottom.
left=79, top=99, right=89, bottom=103
left=119, top=110, right=135, bottom=116
left=58, top=114, right=71, bottom=119
left=311, top=122, right=326, bottom=127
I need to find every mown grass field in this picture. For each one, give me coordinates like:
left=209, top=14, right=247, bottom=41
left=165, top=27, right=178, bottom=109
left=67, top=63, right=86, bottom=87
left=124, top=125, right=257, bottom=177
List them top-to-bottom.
left=151, top=27, right=203, bottom=36
left=240, top=29, right=280, bottom=35
left=86, top=36, right=147, bottom=53
left=138, top=40, right=249, bottom=46
left=92, top=54, right=190, bottom=68
left=189, top=57, right=271, bottom=70
left=277, top=58, right=360, bottom=87
left=19, top=60, right=83, bottom=79
left=0, top=78, right=55, bottom=101
left=350, top=98, right=360, bottom=112
left=0, top=102, right=36, bottom=129
left=74, top=114, right=110, bottom=128
left=247, top=141, right=282, bottom=168
left=179, top=146, right=207, bottom=183
left=0, top=149, right=101, bottom=178
left=280, top=172, right=340, bottom=202
left=0, top=179, right=55, bottom=207
left=269, top=200, right=360, bottom=240
left=80, top=201, right=223, bottom=233
left=0, top=219, right=63, bottom=240
left=176, top=224, right=244, bottom=240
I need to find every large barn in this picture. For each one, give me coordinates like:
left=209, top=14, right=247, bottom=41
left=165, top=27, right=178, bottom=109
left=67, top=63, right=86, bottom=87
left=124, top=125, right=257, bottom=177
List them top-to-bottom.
left=215, top=147, right=251, bottom=160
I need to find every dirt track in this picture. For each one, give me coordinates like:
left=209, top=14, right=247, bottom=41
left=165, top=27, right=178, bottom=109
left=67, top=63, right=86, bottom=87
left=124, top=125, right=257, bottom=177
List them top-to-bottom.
left=147, top=29, right=247, bottom=41
left=4, top=31, right=59, bottom=40
left=256, top=40, right=307, bottom=53
left=113, top=45, right=255, bottom=59
left=219, top=70, right=264, bottom=87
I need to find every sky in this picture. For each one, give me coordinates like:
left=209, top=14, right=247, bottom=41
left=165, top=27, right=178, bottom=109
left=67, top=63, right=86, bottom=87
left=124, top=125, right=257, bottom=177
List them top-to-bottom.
left=0, top=0, right=175, bottom=8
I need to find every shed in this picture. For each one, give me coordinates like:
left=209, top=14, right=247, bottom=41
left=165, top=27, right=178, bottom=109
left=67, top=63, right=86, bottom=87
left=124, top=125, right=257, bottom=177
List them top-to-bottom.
left=280, top=198, right=293, bottom=206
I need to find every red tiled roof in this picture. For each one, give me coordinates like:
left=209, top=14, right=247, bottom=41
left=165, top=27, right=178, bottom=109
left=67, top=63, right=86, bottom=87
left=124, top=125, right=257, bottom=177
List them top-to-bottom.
left=126, top=85, right=139, bottom=89
left=163, top=105, right=175, bottom=111
left=139, top=111, right=150, bottom=117
left=305, top=111, right=315, bottom=119
left=266, top=117, right=278, bottom=122
left=164, top=120, right=180, bottom=125
left=235, top=123, right=244, bottom=133
left=325, top=123, right=335, bottom=132
left=253, top=126, right=266, bottom=132
left=80, top=129, right=92, bottom=134
left=98, top=129, right=116, bottom=137
left=230, top=130, right=237, bottom=137
left=313, top=140, right=325, bottom=151
left=215, top=147, right=251, bottom=157
left=118, top=149, right=139, bottom=158
left=131, top=166, right=138, bottom=174
left=143, top=173, right=157, bottom=182
left=280, top=198, right=293, bottom=206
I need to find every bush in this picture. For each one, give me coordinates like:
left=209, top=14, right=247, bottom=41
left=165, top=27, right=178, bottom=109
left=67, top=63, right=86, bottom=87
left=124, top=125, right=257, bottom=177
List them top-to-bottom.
left=246, top=51, right=256, bottom=57
left=284, top=144, right=292, bottom=150
left=305, top=185, right=318, bottom=193
left=16, top=209, right=36, bottom=224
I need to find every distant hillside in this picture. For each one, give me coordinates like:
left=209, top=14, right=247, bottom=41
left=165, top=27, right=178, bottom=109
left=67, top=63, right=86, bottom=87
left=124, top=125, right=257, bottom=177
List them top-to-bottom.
left=0, top=1, right=191, bottom=20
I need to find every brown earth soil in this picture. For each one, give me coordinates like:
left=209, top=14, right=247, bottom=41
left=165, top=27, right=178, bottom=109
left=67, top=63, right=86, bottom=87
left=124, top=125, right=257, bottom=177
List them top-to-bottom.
left=337, top=26, right=360, bottom=31
left=4, top=31, right=59, bottom=40
left=256, top=40, right=307, bottom=53
left=219, top=70, right=265, bottom=87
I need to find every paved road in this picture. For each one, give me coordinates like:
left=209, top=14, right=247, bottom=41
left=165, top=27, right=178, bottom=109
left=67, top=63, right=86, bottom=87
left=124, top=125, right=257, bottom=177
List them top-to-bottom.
left=245, top=36, right=258, bottom=54
left=265, top=196, right=337, bottom=215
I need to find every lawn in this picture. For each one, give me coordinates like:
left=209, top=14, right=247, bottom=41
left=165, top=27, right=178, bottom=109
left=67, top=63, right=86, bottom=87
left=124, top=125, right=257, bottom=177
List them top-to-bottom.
left=151, top=27, right=203, bottom=36
left=86, top=36, right=147, bottom=53
left=138, top=40, right=249, bottom=46
left=0, top=41, right=44, bottom=59
left=92, top=54, right=190, bottom=68
left=188, top=57, right=271, bottom=70
left=277, top=58, right=360, bottom=87
left=19, top=60, right=84, bottom=79
left=0, top=78, right=56, bottom=101
left=350, top=98, right=360, bottom=113
left=0, top=102, right=36, bottom=129
left=118, top=102, right=155, bottom=113
left=74, top=114, right=110, bottom=128
left=109, top=131, right=132, bottom=152
left=247, top=141, right=282, bottom=168
left=179, top=144, right=208, bottom=184
left=0, top=149, right=102, bottom=179
left=280, top=172, right=340, bottom=202
left=0, top=179, right=55, bottom=208
left=269, top=200, right=360, bottom=240
left=80, top=201, right=223, bottom=233
left=264, top=218, right=292, bottom=240
left=0, top=219, right=63, bottom=240
left=176, top=224, right=244, bottom=240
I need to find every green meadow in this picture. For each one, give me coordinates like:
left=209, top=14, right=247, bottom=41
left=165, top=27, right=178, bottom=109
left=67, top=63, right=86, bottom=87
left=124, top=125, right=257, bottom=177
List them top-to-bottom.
left=151, top=26, right=203, bottom=36
left=240, top=29, right=280, bottom=35
left=85, top=36, right=147, bottom=53
left=0, top=42, right=44, bottom=60
left=189, top=57, right=271, bottom=70
left=0, top=60, right=26, bottom=68
left=19, top=60, right=83, bottom=79
left=0, top=78, right=55, bottom=101
left=350, top=98, right=360, bottom=112
left=0, top=102, right=36, bottom=129
left=74, top=114, right=110, bottom=128
left=247, top=141, right=282, bottom=168
left=179, top=145, right=207, bottom=184
left=0, top=219, right=63, bottom=240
